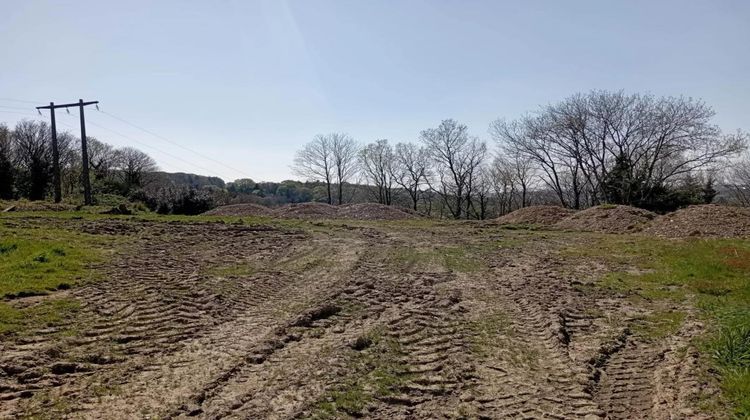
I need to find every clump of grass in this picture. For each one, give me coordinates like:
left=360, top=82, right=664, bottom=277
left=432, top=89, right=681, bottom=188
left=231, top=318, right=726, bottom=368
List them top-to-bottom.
left=0, top=243, right=18, bottom=255
left=0, top=298, right=81, bottom=336
left=710, top=323, right=750, bottom=416
left=712, top=324, right=750, bottom=369
left=312, top=328, right=408, bottom=418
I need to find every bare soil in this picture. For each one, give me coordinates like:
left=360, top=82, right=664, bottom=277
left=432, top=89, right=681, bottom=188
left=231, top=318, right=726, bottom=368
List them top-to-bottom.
left=207, top=202, right=416, bottom=221
left=202, top=203, right=275, bottom=217
left=643, top=204, right=750, bottom=238
left=496, top=205, right=576, bottom=227
left=555, top=205, right=657, bottom=233
left=0, top=216, right=712, bottom=419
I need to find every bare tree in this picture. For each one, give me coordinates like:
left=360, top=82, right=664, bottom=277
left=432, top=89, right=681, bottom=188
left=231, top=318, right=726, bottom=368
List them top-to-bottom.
left=492, top=91, right=747, bottom=209
left=421, top=119, right=487, bottom=219
left=11, top=120, right=52, bottom=200
left=56, top=132, right=81, bottom=197
left=330, top=133, right=359, bottom=205
left=293, top=135, right=334, bottom=204
left=87, top=137, right=119, bottom=181
left=463, top=138, right=488, bottom=219
left=360, top=139, right=394, bottom=205
left=392, top=142, right=429, bottom=211
left=115, top=147, right=157, bottom=193
left=490, top=155, right=517, bottom=215
left=727, top=157, right=750, bottom=206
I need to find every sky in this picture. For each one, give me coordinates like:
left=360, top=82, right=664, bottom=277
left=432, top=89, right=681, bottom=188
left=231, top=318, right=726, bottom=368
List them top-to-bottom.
left=1, top=0, right=748, bottom=182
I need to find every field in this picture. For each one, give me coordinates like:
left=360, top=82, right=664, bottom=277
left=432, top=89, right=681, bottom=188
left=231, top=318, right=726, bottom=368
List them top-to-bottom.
left=1, top=212, right=749, bottom=419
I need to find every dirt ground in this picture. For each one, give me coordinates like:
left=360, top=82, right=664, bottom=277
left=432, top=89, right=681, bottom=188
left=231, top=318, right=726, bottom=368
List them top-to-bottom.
left=0, top=216, right=714, bottom=419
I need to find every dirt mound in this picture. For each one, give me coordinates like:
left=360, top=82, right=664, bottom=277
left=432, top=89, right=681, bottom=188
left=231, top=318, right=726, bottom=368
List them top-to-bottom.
left=1, top=200, right=77, bottom=212
left=272, top=202, right=338, bottom=219
left=202, top=203, right=273, bottom=217
left=337, top=203, right=416, bottom=220
left=555, top=204, right=656, bottom=233
left=496, top=205, right=575, bottom=226
left=643, top=205, right=750, bottom=238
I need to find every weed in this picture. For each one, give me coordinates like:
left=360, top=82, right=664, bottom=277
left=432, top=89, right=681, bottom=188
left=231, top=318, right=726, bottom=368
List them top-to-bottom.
left=0, top=242, right=18, bottom=255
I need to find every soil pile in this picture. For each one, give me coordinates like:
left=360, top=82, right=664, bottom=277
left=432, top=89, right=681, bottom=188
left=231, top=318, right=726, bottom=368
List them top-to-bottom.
left=1, top=201, right=77, bottom=212
left=272, top=202, right=338, bottom=219
left=202, top=203, right=274, bottom=217
left=337, top=203, right=416, bottom=220
left=496, top=205, right=576, bottom=226
left=555, top=205, right=656, bottom=233
left=643, top=205, right=750, bottom=238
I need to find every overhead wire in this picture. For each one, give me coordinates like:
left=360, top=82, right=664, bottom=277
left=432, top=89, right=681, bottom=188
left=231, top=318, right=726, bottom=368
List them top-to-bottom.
left=1, top=97, right=249, bottom=180
left=59, top=109, right=225, bottom=178
left=95, top=109, right=253, bottom=179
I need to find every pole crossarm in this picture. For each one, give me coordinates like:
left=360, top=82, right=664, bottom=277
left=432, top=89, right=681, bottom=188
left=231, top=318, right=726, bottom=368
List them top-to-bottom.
left=36, top=98, right=99, bottom=205
left=36, top=101, right=98, bottom=110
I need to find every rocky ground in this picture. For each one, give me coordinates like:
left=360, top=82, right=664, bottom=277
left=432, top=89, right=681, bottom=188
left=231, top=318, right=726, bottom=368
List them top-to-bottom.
left=0, top=216, right=716, bottom=419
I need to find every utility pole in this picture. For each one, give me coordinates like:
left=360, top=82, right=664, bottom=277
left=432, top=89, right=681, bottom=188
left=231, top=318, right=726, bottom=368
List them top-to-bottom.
left=37, top=99, right=99, bottom=206
left=42, top=102, right=62, bottom=203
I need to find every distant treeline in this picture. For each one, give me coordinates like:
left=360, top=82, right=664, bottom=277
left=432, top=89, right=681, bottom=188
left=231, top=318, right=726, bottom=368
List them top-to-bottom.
left=2, top=90, right=750, bottom=217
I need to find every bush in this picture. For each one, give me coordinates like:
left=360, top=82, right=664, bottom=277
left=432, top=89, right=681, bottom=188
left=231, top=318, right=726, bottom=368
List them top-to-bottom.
left=139, top=185, right=216, bottom=215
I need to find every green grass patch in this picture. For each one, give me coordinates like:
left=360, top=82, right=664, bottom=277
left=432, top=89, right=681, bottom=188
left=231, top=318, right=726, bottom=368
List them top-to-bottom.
left=0, top=221, right=118, bottom=336
left=0, top=230, right=107, bottom=298
left=565, top=236, right=750, bottom=416
left=386, top=245, right=484, bottom=273
left=0, top=298, right=81, bottom=336
left=312, top=328, right=409, bottom=419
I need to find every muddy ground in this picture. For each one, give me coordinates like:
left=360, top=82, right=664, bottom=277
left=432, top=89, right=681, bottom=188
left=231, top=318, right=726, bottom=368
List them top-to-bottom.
left=0, top=216, right=712, bottom=419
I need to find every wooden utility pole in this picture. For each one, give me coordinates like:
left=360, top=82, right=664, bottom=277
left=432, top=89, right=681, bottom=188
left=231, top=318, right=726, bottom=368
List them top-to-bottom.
left=37, top=99, right=99, bottom=205
left=46, top=103, right=62, bottom=203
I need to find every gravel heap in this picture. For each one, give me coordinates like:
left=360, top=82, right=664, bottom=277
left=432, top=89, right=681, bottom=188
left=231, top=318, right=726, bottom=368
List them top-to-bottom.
left=1, top=201, right=77, bottom=212
left=203, top=202, right=416, bottom=220
left=272, top=202, right=339, bottom=219
left=202, top=203, right=274, bottom=217
left=337, top=203, right=416, bottom=220
left=496, top=205, right=576, bottom=227
left=555, top=205, right=657, bottom=233
left=642, top=205, right=750, bottom=238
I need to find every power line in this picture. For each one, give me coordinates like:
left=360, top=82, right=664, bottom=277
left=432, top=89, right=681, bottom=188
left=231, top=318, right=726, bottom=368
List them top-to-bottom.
left=0, top=97, right=42, bottom=105
left=2, top=97, right=249, bottom=180
left=96, top=109, right=253, bottom=179
left=61, top=110, right=226, bottom=178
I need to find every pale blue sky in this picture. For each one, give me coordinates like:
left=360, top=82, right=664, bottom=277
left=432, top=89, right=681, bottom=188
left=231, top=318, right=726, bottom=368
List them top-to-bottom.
left=1, top=0, right=748, bottom=182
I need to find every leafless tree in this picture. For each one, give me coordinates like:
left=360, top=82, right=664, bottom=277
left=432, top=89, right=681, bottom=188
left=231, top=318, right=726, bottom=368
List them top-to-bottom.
left=492, top=91, right=747, bottom=208
left=421, top=119, right=487, bottom=219
left=11, top=120, right=52, bottom=200
left=57, top=132, right=81, bottom=196
left=330, top=133, right=359, bottom=205
left=292, top=134, right=334, bottom=204
left=87, top=137, right=119, bottom=181
left=360, top=139, right=394, bottom=205
left=392, top=142, right=429, bottom=211
left=115, top=146, right=157, bottom=192
left=490, top=155, right=517, bottom=215
left=727, top=157, right=750, bottom=206
left=468, top=164, right=492, bottom=219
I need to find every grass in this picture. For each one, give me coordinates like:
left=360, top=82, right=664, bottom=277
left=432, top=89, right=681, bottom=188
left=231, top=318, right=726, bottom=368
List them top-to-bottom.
left=0, top=222, right=118, bottom=335
left=565, top=235, right=750, bottom=416
left=386, top=245, right=485, bottom=273
left=312, top=328, right=409, bottom=419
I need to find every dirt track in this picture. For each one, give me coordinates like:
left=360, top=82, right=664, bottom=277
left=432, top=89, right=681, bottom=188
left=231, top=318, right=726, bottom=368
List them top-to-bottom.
left=0, top=217, right=710, bottom=419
